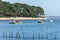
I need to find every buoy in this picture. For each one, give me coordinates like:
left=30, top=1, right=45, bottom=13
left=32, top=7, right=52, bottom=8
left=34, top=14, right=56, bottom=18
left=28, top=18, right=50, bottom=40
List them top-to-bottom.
left=50, top=20, right=53, bottom=22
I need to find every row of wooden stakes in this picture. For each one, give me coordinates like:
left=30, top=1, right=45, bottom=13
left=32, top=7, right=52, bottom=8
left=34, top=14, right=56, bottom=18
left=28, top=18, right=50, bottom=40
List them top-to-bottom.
left=2, top=32, right=58, bottom=39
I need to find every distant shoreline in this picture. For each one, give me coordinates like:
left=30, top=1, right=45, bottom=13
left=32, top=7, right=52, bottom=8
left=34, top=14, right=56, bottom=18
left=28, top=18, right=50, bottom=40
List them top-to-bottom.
left=0, top=17, right=47, bottom=20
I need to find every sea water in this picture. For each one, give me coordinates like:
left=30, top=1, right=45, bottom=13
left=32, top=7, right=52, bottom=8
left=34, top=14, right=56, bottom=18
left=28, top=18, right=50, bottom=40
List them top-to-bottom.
left=0, top=16, right=60, bottom=40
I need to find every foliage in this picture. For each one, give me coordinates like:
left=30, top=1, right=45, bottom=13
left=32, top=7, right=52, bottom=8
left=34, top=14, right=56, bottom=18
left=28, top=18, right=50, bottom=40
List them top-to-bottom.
left=0, top=0, right=44, bottom=17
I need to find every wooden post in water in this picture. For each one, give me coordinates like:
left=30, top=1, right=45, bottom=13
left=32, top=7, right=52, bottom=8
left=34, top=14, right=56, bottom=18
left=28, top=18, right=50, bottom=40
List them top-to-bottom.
left=3, top=32, right=7, bottom=38
left=3, top=32, right=4, bottom=38
left=9, top=32, right=13, bottom=38
left=11, top=32, right=13, bottom=38
left=16, top=32, right=20, bottom=38
left=23, top=32, right=25, bottom=40
left=32, top=32, right=34, bottom=40
left=38, top=32, right=40, bottom=39
left=5, top=33, right=7, bottom=38
left=46, top=33, right=48, bottom=39
left=41, top=34, right=43, bottom=39
left=54, top=34, right=57, bottom=39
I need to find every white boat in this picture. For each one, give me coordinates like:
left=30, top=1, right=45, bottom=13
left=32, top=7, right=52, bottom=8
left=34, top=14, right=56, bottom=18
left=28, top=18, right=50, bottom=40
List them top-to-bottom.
left=10, top=19, right=19, bottom=24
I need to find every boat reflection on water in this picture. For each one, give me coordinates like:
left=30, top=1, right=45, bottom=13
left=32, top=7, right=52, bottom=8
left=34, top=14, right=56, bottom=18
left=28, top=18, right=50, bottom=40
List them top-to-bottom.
left=38, top=20, right=42, bottom=23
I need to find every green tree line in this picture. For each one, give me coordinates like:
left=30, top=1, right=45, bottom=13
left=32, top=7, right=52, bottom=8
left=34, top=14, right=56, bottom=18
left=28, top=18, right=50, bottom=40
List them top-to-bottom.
left=0, top=0, right=44, bottom=17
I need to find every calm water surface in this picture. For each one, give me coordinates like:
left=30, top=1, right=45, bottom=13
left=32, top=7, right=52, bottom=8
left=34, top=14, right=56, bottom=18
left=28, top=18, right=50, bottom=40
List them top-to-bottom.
left=0, top=16, right=60, bottom=40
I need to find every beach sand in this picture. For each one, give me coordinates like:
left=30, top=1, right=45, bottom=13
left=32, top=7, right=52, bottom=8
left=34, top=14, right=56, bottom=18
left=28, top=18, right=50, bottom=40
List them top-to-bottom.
left=0, top=17, right=47, bottom=20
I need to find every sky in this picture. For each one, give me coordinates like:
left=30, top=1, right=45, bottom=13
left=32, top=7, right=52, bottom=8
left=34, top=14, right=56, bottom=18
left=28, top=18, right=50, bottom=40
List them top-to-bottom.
left=2, top=0, right=60, bottom=16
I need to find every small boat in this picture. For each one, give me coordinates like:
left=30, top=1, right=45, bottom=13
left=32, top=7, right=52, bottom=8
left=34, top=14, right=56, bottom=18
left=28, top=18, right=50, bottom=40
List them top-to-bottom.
left=10, top=19, right=19, bottom=24
left=10, top=20, right=16, bottom=24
